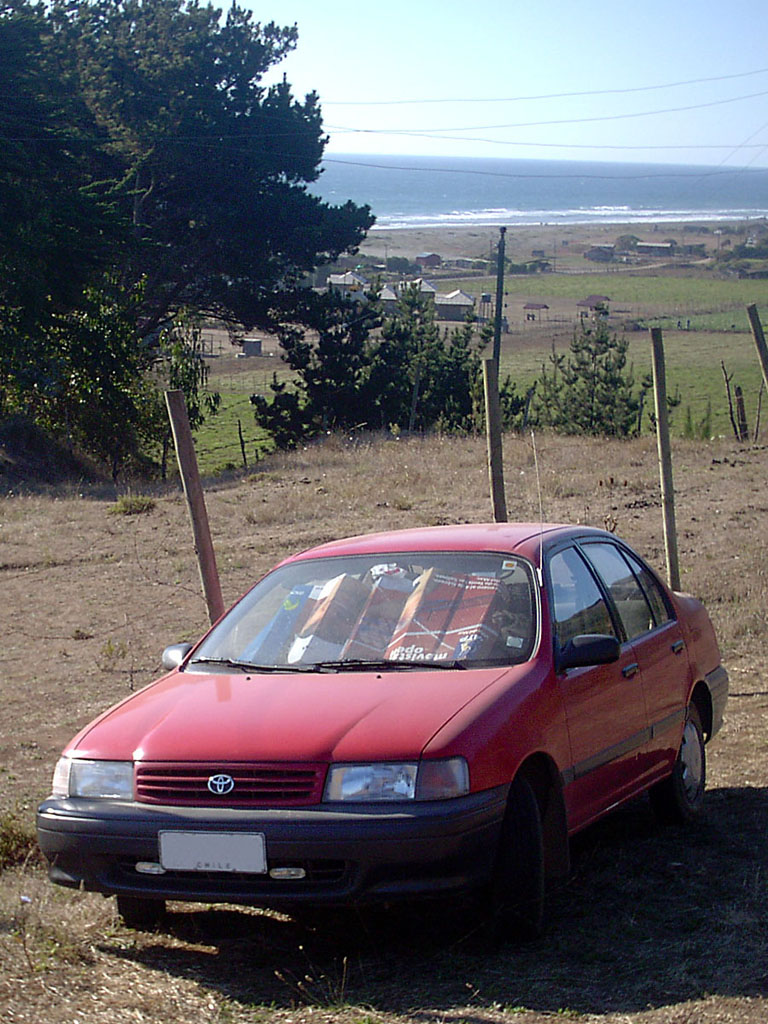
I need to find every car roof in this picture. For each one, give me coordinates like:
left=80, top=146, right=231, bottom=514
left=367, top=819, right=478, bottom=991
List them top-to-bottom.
left=283, top=522, right=611, bottom=564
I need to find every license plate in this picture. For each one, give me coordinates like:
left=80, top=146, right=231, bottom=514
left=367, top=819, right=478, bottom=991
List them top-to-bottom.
left=159, top=831, right=267, bottom=873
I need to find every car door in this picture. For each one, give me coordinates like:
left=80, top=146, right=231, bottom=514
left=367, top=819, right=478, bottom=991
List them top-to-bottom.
left=580, top=541, right=689, bottom=781
left=548, top=544, right=650, bottom=832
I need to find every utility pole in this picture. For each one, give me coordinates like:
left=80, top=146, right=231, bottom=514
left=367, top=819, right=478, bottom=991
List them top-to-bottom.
left=493, top=226, right=506, bottom=364
left=485, top=227, right=508, bottom=522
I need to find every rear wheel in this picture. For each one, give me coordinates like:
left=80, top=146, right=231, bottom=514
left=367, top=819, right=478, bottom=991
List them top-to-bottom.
left=650, top=704, right=706, bottom=825
left=491, top=774, right=545, bottom=940
left=116, top=894, right=167, bottom=930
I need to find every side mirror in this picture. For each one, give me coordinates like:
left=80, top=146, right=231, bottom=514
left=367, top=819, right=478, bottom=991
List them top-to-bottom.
left=558, top=634, right=620, bottom=671
left=161, top=642, right=193, bottom=671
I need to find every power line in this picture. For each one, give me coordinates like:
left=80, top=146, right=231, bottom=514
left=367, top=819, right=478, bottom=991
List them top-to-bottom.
left=322, top=67, right=768, bottom=106
left=325, top=87, right=768, bottom=137
left=323, top=154, right=768, bottom=181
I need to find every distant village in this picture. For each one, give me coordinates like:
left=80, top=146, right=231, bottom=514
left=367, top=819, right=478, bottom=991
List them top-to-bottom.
left=232, top=223, right=768, bottom=355
left=327, top=266, right=476, bottom=322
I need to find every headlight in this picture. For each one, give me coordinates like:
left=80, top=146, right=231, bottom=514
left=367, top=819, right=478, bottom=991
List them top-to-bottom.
left=52, top=758, right=134, bottom=799
left=323, top=758, right=469, bottom=802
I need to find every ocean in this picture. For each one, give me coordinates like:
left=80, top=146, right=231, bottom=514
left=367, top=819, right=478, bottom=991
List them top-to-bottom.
left=311, top=154, right=768, bottom=230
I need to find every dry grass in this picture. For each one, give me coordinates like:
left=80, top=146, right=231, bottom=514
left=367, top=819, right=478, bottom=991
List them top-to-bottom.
left=1, top=431, right=767, bottom=1023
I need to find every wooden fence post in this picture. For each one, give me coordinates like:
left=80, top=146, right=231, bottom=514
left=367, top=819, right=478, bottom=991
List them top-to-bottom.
left=747, top=303, right=768, bottom=395
left=649, top=329, right=681, bottom=591
left=482, top=355, right=508, bottom=523
left=735, top=386, right=749, bottom=442
left=165, top=389, right=224, bottom=624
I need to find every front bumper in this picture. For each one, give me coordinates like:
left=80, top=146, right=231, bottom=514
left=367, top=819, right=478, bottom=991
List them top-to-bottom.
left=37, top=786, right=508, bottom=907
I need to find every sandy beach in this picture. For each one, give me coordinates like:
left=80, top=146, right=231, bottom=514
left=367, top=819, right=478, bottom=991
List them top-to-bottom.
left=360, top=218, right=755, bottom=264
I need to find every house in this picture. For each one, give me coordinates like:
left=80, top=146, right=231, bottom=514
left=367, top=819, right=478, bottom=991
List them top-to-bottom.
left=636, top=241, right=676, bottom=257
left=584, top=245, right=615, bottom=263
left=415, top=252, right=442, bottom=269
left=452, top=257, right=491, bottom=272
left=327, top=271, right=369, bottom=298
left=397, top=278, right=437, bottom=301
left=379, top=284, right=399, bottom=313
left=434, top=289, right=475, bottom=321
left=577, top=294, right=610, bottom=318
left=240, top=337, right=262, bottom=357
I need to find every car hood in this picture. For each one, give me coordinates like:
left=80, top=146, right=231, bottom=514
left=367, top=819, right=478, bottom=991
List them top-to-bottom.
left=67, top=665, right=515, bottom=764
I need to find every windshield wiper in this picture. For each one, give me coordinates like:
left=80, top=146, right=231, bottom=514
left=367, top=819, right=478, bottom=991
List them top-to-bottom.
left=188, top=656, right=469, bottom=674
left=186, top=657, right=300, bottom=674
left=310, top=658, right=467, bottom=672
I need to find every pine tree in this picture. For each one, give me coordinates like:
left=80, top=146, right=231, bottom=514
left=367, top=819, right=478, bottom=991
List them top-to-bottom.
left=534, top=323, right=641, bottom=436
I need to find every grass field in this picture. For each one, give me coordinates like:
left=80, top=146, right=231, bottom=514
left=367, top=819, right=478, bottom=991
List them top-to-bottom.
left=191, top=264, right=768, bottom=476
left=442, top=269, right=768, bottom=315
left=499, top=327, right=765, bottom=440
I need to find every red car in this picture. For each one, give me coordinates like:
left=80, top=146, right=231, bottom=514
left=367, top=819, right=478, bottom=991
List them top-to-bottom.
left=37, top=523, right=728, bottom=934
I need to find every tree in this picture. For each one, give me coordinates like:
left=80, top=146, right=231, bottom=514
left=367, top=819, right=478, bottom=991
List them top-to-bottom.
left=0, top=0, right=125, bottom=416
left=1, top=0, right=372, bottom=474
left=46, top=0, right=374, bottom=335
left=39, top=278, right=156, bottom=480
left=252, top=286, right=489, bottom=449
left=251, top=288, right=383, bottom=446
left=152, top=311, right=221, bottom=478
left=534, top=323, right=642, bottom=436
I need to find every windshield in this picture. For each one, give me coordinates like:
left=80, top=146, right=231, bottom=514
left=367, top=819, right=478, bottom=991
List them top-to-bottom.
left=189, top=551, right=538, bottom=671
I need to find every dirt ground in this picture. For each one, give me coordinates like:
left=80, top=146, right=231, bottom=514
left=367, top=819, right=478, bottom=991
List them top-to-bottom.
left=1, top=431, right=767, bottom=1023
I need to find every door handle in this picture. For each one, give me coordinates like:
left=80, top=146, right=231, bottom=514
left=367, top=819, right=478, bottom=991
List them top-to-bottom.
left=672, top=639, right=685, bottom=654
left=622, top=662, right=639, bottom=678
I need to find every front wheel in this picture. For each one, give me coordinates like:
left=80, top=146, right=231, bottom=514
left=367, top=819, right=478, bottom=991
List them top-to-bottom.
left=650, top=704, right=706, bottom=825
left=490, top=774, right=545, bottom=940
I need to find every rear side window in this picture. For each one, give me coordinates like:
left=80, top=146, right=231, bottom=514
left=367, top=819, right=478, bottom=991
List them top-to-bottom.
left=580, top=542, right=655, bottom=641
left=549, top=546, right=616, bottom=646
left=622, top=550, right=673, bottom=627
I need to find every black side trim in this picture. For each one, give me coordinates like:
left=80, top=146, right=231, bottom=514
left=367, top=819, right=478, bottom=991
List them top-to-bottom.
left=561, top=706, right=685, bottom=788
left=650, top=708, right=685, bottom=740
left=567, top=725, right=651, bottom=783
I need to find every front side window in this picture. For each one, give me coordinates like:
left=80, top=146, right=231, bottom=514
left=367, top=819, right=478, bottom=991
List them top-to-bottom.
left=580, top=542, right=655, bottom=641
left=549, top=546, right=616, bottom=647
left=188, top=552, right=538, bottom=670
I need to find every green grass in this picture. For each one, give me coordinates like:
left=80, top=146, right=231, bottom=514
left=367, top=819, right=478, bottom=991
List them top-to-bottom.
left=441, top=270, right=768, bottom=319
left=186, top=272, right=768, bottom=474
left=500, top=328, right=765, bottom=440
left=191, top=361, right=294, bottom=475
left=193, top=390, right=272, bottom=476
left=107, top=495, right=156, bottom=516
left=0, top=809, right=38, bottom=872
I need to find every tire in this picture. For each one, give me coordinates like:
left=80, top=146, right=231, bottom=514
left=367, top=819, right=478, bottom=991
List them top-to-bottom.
left=650, top=704, right=706, bottom=825
left=491, top=774, right=545, bottom=940
left=116, top=894, right=167, bottom=930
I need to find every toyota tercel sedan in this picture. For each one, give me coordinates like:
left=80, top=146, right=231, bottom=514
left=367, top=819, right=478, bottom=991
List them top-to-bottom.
left=37, top=523, right=728, bottom=935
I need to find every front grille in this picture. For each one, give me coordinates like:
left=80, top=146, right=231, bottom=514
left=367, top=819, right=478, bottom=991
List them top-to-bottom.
left=135, top=762, right=326, bottom=807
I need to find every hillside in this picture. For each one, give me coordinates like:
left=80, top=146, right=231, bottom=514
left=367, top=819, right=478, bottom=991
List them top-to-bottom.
left=1, top=431, right=766, bottom=1024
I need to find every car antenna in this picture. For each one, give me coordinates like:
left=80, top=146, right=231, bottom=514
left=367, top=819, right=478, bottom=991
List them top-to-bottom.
left=531, top=431, right=545, bottom=588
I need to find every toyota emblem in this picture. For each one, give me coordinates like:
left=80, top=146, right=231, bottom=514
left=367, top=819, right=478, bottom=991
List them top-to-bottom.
left=207, top=773, right=235, bottom=795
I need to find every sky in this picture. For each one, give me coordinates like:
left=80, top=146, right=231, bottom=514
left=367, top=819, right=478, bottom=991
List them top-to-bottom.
left=245, top=0, right=768, bottom=169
